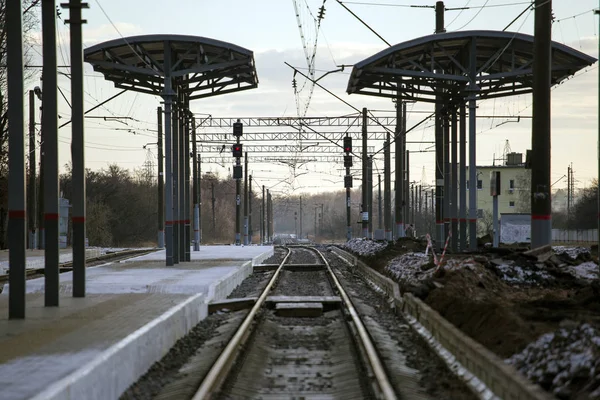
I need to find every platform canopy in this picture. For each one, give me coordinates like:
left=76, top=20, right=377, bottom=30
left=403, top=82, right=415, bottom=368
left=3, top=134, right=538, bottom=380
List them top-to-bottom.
left=347, top=30, right=596, bottom=103
left=84, top=34, right=258, bottom=100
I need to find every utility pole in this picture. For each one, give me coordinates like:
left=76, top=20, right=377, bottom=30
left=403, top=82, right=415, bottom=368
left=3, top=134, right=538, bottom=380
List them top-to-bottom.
left=7, top=0, right=26, bottom=318
left=435, top=0, right=446, bottom=250
left=531, top=0, right=553, bottom=248
left=596, top=6, right=600, bottom=273
left=28, top=90, right=36, bottom=249
left=395, top=99, right=405, bottom=238
left=459, top=103, right=468, bottom=250
left=451, top=106, right=459, bottom=252
left=157, top=107, right=164, bottom=248
left=361, top=107, right=369, bottom=238
left=192, top=117, right=199, bottom=251
left=233, top=120, right=243, bottom=245
left=384, top=130, right=392, bottom=241
left=344, top=135, right=352, bottom=241
left=405, top=150, right=410, bottom=227
left=243, top=151, right=249, bottom=245
left=198, top=154, right=202, bottom=248
left=368, top=157, right=373, bottom=238
left=377, top=174, right=382, bottom=230
left=249, top=175, right=253, bottom=244
left=211, top=181, right=216, bottom=236
left=261, top=185, right=265, bottom=244
left=299, top=196, right=303, bottom=239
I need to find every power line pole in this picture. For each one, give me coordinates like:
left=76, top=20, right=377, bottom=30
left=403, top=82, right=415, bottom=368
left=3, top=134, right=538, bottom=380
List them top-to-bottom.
left=435, top=0, right=446, bottom=250
left=531, top=0, right=553, bottom=248
left=28, top=90, right=37, bottom=249
left=395, top=98, right=405, bottom=238
left=157, top=106, right=164, bottom=248
left=361, top=107, right=369, bottom=238
left=192, top=117, right=199, bottom=251
left=384, top=130, right=392, bottom=241
left=243, top=151, right=249, bottom=245
left=368, top=156, right=373, bottom=238
left=378, top=174, right=382, bottom=230
left=249, top=175, right=253, bottom=244
left=211, top=181, right=216, bottom=237
left=261, top=185, right=265, bottom=244
left=299, top=195, right=303, bottom=239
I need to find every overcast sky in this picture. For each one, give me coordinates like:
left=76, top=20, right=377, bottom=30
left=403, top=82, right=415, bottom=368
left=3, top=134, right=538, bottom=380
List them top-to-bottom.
left=26, top=0, right=599, bottom=196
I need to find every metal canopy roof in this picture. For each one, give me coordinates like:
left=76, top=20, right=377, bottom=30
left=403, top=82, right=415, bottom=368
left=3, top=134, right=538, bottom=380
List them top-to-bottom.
left=347, top=30, right=596, bottom=103
left=84, top=34, right=258, bottom=100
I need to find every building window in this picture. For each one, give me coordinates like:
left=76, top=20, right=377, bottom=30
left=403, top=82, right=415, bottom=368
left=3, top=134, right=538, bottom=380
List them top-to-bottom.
left=477, top=179, right=483, bottom=190
left=509, top=179, right=515, bottom=189
left=466, top=180, right=469, bottom=189
left=509, top=201, right=515, bottom=208
left=477, top=209, right=484, bottom=218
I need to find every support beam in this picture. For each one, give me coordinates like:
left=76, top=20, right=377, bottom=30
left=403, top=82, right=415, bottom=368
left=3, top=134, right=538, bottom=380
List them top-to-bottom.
left=7, top=0, right=26, bottom=319
left=67, top=0, right=88, bottom=297
left=531, top=0, right=553, bottom=247
left=468, top=38, right=479, bottom=250
left=162, top=46, right=174, bottom=266
left=395, top=99, right=405, bottom=238
left=459, top=102, right=467, bottom=250
left=451, top=106, right=459, bottom=252
left=158, top=107, right=164, bottom=248
left=362, top=108, right=369, bottom=238
left=192, top=117, right=199, bottom=251
left=384, top=131, right=392, bottom=241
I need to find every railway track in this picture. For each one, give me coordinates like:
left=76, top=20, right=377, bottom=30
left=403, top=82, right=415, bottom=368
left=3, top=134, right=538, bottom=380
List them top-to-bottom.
left=154, top=246, right=394, bottom=399
left=0, top=248, right=154, bottom=287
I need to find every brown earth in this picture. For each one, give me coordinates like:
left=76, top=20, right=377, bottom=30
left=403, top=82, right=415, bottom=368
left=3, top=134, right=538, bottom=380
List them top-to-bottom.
left=358, top=239, right=600, bottom=358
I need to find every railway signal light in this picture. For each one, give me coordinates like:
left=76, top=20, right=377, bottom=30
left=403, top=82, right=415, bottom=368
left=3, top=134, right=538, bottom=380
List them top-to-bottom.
left=233, top=120, right=243, bottom=137
left=343, top=136, right=352, bottom=153
left=232, top=143, right=243, bottom=158
left=344, top=155, right=353, bottom=168
left=233, top=165, right=243, bottom=180
left=344, top=175, right=353, bottom=188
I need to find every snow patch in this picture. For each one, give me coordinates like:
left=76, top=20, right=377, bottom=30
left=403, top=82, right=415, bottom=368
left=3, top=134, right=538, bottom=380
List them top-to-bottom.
left=343, top=238, right=388, bottom=257
left=552, top=246, right=590, bottom=260
left=493, top=261, right=554, bottom=285
left=567, top=261, right=599, bottom=281
left=506, top=323, right=600, bottom=398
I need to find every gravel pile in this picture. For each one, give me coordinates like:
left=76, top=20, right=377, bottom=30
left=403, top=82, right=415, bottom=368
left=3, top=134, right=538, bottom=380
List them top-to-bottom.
left=343, top=238, right=388, bottom=256
left=506, top=323, right=600, bottom=399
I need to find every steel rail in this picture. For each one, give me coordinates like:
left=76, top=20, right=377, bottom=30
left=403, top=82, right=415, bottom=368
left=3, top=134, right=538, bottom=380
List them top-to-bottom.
left=311, top=246, right=397, bottom=400
left=192, top=247, right=292, bottom=399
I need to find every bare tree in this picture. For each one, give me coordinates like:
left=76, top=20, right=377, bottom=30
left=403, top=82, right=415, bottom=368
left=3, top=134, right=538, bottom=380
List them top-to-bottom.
left=515, top=170, right=532, bottom=213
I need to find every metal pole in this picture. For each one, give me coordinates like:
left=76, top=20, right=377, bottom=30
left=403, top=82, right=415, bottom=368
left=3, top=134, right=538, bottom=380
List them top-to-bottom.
left=7, top=0, right=26, bottom=318
left=43, top=0, right=60, bottom=306
left=67, top=0, right=88, bottom=298
left=435, top=0, right=445, bottom=249
left=531, top=0, right=552, bottom=248
left=596, top=5, right=600, bottom=277
left=468, top=38, right=478, bottom=250
left=162, top=46, right=174, bottom=266
left=28, top=91, right=36, bottom=249
left=172, top=93, right=179, bottom=263
left=395, top=99, right=405, bottom=238
left=459, top=102, right=467, bottom=250
left=184, top=105, right=191, bottom=260
left=157, top=106, right=164, bottom=248
left=451, top=106, right=458, bottom=252
left=361, top=107, right=369, bottom=238
left=182, top=108, right=189, bottom=256
left=443, top=110, right=450, bottom=242
left=192, top=118, right=199, bottom=251
left=384, top=131, right=391, bottom=241
left=38, top=132, right=44, bottom=249
left=235, top=136, right=241, bottom=245
left=405, top=150, right=410, bottom=227
left=243, top=151, right=249, bottom=245
left=198, top=154, right=202, bottom=246
left=368, top=157, right=373, bottom=238
left=378, top=174, right=382, bottom=230
left=249, top=175, right=253, bottom=244
left=211, top=181, right=216, bottom=237
left=261, top=185, right=265, bottom=244
left=418, top=185, right=422, bottom=234
left=493, top=193, right=499, bottom=247
left=299, top=195, right=303, bottom=239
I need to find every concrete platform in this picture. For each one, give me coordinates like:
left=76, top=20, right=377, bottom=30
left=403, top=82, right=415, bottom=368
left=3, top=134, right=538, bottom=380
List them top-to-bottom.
left=0, top=245, right=274, bottom=400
